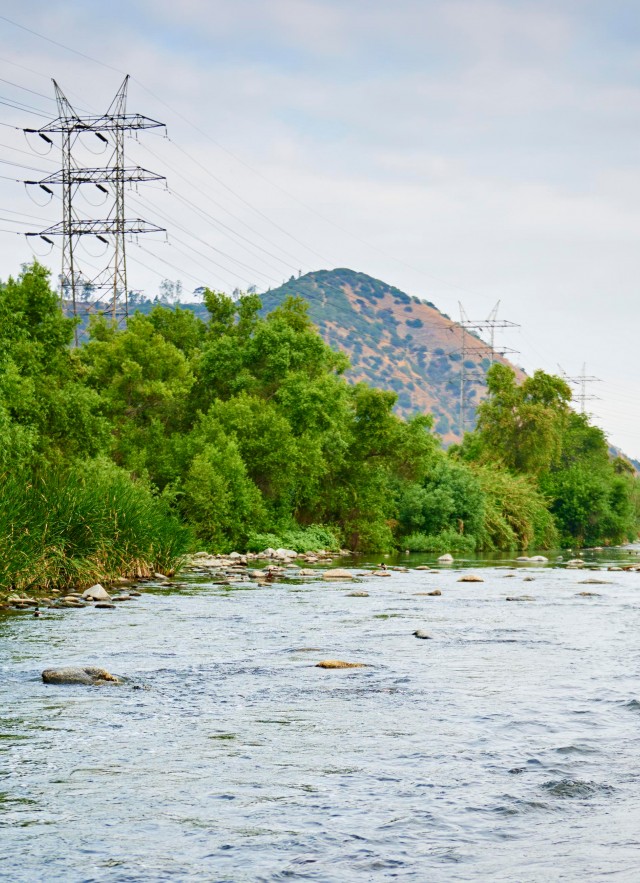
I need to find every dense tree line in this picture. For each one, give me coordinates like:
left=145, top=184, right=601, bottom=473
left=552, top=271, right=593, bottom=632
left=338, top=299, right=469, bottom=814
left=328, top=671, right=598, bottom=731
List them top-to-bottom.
left=0, top=264, right=637, bottom=589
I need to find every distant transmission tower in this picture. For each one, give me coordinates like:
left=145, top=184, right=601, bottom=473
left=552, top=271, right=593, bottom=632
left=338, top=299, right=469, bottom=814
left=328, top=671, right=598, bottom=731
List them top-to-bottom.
left=24, top=76, right=165, bottom=341
left=454, top=301, right=519, bottom=435
left=558, top=363, right=602, bottom=414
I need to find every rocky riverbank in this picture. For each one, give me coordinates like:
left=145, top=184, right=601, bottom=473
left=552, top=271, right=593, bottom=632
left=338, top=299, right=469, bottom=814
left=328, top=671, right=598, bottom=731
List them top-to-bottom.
left=3, top=547, right=640, bottom=616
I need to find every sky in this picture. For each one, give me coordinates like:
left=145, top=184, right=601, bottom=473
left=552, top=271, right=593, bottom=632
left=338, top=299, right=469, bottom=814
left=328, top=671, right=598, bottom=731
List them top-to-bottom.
left=0, top=0, right=639, bottom=455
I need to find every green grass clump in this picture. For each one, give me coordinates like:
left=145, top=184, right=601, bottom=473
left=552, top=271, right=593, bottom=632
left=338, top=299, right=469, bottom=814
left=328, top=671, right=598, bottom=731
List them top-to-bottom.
left=0, top=460, right=192, bottom=592
left=245, top=524, right=340, bottom=554
left=401, top=530, right=476, bottom=554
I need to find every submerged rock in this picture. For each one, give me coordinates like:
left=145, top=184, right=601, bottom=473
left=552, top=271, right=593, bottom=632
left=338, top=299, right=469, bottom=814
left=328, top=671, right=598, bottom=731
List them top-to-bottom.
left=322, top=569, right=355, bottom=580
left=347, top=591, right=369, bottom=597
left=506, top=595, right=536, bottom=601
left=315, top=660, right=366, bottom=669
left=42, top=666, right=121, bottom=686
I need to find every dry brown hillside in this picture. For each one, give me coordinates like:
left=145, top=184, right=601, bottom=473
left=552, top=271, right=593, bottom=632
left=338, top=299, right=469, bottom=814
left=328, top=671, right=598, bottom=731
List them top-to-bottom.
left=260, top=268, right=524, bottom=444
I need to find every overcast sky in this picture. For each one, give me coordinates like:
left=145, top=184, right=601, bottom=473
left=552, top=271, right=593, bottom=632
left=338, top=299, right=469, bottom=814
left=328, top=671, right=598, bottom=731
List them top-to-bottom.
left=0, top=0, right=639, bottom=455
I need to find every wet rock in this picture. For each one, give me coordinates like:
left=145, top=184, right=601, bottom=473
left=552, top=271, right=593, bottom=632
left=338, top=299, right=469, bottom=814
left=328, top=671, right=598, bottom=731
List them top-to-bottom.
left=438, top=554, right=454, bottom=564
left=529, top=555, right=549, bottom=563
left=516, top=556, right=530, bottom=562
left=566, top=559, right=585, bottom=568
left=415, top=566, right=431, bottom=571
left=608, top=566, right=623, bottom=572
left=297, top=569, right=316, bottom=577
left=322, top=569, right=355, bottom=580
left=372, top=571, right=392, bottom=577
left=154, top=572, right=169, bottom=580
left=458, top=575, right=484, bottom=583
left=523, top=577, right=536, bottom=582
left=579, top=579, right=610, bottom=585
left=82, top=584, right=111, bottom=601
left=347, top=591, right=369, bottom=597
left=577, top=591, right=600, bottom=597
left=111, top=594, right=132, bottom=602
left=506, top=595, right=536, bottom=601
left=95, top=602, right=116, bottom=609
left=413, top=630, right=432, bottom=639
left=315, top=660, right=366, bottom=669
left=42, top=666, right=121, bottom=686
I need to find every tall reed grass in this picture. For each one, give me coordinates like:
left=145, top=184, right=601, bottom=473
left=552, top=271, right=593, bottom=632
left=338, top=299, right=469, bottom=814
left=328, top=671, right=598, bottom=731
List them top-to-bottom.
left=0, top=461, right=192, bottom=592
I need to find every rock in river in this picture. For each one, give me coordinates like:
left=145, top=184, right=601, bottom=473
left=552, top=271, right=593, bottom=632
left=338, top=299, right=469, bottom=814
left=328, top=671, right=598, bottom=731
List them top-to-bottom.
left=322, top=569, right=355, bottom=580
left=458, top=575, right=484, bottom=583
left=82, top=584, right=111, bottom=601
left=413, top=630, right=432, bottom=639
left=316, top=660, right=366, bottom=669
left=42, top=666, right=121, bottom=686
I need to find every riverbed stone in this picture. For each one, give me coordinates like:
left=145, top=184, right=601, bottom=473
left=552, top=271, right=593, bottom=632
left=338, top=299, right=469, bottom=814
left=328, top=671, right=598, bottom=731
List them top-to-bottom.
left=322, top=569, right=355, bottom=580
left=458, top=575, right=484, bottom=583
left=82, top=584, right=111, bottom=601
left=95, top=602, right=116, bottom=609
left=413, top=630, right=432, bottom=639
left=315, top=660, right=366, bottom=669
left=42, top=666, right=121, bottom=685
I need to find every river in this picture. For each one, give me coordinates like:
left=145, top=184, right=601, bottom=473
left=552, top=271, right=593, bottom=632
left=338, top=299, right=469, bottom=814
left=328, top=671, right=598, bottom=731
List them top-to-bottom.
left=2, top=548, right=640, bottom=881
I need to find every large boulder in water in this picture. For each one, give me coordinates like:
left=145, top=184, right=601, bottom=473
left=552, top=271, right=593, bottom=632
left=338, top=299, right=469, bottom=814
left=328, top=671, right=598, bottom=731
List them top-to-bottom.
left=82, top=584, right=111, bottom=601
left=42, top=666, right=121, bottom=686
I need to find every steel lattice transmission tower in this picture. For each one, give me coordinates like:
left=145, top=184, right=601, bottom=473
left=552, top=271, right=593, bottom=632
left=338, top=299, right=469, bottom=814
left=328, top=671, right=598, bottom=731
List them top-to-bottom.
left=24, top=76, right=165, bottom=339
left=454, top=301, right=520, bottom=436
left=558, top=363, right=602, bottom=414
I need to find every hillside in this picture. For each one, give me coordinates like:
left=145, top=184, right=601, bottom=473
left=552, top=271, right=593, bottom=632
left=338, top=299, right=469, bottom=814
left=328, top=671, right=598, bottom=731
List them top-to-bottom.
left=260, top=268, right=522, bottom=442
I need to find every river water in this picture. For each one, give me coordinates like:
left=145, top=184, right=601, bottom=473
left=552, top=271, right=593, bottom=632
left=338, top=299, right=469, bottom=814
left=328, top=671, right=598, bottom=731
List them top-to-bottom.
left=2, top=548, right=640, bottom=882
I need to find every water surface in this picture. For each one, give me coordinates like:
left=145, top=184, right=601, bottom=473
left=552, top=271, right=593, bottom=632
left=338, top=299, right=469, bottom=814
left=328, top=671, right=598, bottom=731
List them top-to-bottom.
left=2, top=548, right=640, bottom=881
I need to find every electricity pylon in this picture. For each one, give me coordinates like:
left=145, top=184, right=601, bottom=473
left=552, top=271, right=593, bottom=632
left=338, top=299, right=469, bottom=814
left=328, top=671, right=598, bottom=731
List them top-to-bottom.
left=24, top=76, right=166, bottom=341
left=453, top=301, right=519, bottom=435
left=558, top=363, right=602, bottom=414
